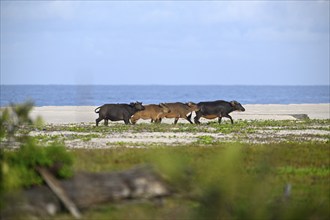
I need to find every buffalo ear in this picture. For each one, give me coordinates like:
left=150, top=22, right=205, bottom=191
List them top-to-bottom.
left=230, top=101, right=236, bottom=107
left=187, top=102, right=196, bottom=107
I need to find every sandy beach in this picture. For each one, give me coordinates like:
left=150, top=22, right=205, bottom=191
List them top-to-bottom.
left=0, top=103, right=322, bottom=148
left=29, top=104, right=330, bottom=125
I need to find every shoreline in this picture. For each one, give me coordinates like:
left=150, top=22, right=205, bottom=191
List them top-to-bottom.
left=27, top=104, right=330, bottom=125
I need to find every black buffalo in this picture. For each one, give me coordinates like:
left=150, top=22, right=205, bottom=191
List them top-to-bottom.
left=194, top=100, right=245, bottom=124
left=95, top=102, right=145, bottom=126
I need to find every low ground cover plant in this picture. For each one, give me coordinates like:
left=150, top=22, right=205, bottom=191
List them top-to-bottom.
left=1, top=102, right=329, bottom=219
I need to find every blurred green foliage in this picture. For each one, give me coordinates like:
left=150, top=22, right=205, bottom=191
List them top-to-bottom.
left=0, top=102, right=34, bottom=140
left=1, top=102, right=74, bottom=208
left=1, top=102, right=329, bottom=219
left=2, top=140, right=73, bottom=191
left=69, top=143, right=329, bottom=220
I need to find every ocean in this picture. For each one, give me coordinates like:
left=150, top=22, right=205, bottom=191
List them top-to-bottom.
left=0, top=85, right=329, bottom=106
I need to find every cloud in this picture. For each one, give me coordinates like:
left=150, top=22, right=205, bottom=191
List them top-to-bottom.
left=1, top=1, right=76, bottom=21
left=1, top=1, right=328, bottom=85
left=46, top=1, right=76, bottom=20
left=200, top=1, right=267, bottom=24
left=244, top=27, right=328, bottom=44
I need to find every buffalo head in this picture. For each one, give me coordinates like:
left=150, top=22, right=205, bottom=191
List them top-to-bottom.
left=230, top=101, right=245, bottom=112
left=130, top=102, right=145, bottom=111
left=186, top=102, right=199, bottom=111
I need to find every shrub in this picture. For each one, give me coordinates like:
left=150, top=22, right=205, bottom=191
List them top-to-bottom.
left=1, top=102, right=74, bottom=192
left=2, top=140, right=74, bottom=191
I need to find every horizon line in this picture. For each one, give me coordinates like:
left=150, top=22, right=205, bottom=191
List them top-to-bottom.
left=1, top=84, right=329, bottom=87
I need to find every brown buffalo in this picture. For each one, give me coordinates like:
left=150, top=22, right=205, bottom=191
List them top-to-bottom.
left=161, top=102, right=199, bottom=124
left=131, top=103, right=170, bottom=124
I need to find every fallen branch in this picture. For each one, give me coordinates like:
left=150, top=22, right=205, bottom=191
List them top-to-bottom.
left=3, top=166, right=171, bottom=219
left=36, top=166, right=81, bottom=219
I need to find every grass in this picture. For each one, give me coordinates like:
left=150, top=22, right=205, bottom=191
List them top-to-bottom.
left=3, top=118, right=330, bottom=219
left=21, top=119, right=330, bottom=145
left=31, top=119, right=329, bottom=133
left=196, top=135, right=216, bottom=144
left=60, top=143, right=330, bottom=220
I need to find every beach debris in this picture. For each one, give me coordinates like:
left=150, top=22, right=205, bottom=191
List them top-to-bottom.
left=290, top=114, right=309, bottom=120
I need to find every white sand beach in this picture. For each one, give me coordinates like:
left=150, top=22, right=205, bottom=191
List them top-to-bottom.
left=15, top=104, right=328, bottom=148
left=29, top=104, right=330, bottom=125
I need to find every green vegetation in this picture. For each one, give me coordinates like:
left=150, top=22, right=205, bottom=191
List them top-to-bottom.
left=1, top=102, right=329, bottom=219
left=1, top=103, right=74, bottom=203
left=19, top=119, right=329, bottom=145
left=29, top=119, right=330, bottom=134
left=196, top=135, right=215, bottom=144
left=2, top=141, right=74, bottom=190
left=69, top=143, right=329, bottom=220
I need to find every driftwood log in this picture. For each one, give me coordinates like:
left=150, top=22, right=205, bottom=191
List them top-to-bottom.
left=2, top=166, right=171, bottom=219
left=36, top=166, right=82, bottom=219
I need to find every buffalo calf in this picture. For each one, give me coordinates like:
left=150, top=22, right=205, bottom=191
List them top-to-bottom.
left=131, top=103, right=170, bottom=124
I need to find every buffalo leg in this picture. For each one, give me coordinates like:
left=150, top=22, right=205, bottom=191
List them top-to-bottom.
left=194, top=111, right=202, bottom=124
left=187, top=113, right=192, bottom=121
left=225, top=115, right=234, bottom=124
left=185, top=116, right=194, bottom=124
left=174, top=117, right=179, bottom=124
left=218, top=117, right=222, bottom=124
left=96, top=118, right=103, bottom=126
left=123, top=118, right=131, bottom=125
left=154, top=118, right=162, bottom=123
left=104, top=119, right=109, bottom=126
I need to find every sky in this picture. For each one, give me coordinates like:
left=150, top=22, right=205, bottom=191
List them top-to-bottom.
left=1, top=1, right=329, bottom=85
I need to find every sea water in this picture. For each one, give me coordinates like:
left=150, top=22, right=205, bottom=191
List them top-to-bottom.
left=0, top=85, right=329, bottom=106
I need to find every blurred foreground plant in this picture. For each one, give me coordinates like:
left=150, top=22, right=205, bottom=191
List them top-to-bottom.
left=1, top=101, right=33, bottom=141
left=0, top=102, right=74, bottom=209
left=151, top=144, right=329, bottom=220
